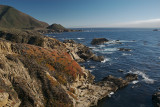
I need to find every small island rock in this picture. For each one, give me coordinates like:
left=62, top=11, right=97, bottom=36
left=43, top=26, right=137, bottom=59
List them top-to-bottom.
left=91, top=38, right=109, bottom=45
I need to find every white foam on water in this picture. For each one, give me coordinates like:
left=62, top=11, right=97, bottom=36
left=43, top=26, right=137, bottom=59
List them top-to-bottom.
left=77, top=38, right=85, bottom=40
left=104, top=40, right=116, bottom=44
left=118, top=40, right=136, bottom=43
left=98, top=45, right=106, bottom=48
left=89, top=46, right=96, bottom=49
left=93, top=47, right=118, bottom=54
left=92, top=48, right=102, bottom=52
left=104, top=48, right=118, bottom=52
left=101, top=52, right=113, bottom=54
left=122, top=53, right=131, bottom=56
left=158, top=57, right=160, bottom=59
left=101, top=58, right=110, bottom=63
left=89, top=70, right=93, bottom=72
left=129, top=71, right=155, bottom=84
left=132, top=80, right=139, bottom=84
left=108, top=92, right=114, bottom=97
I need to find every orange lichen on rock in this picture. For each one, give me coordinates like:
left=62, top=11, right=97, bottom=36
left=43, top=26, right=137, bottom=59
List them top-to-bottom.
left=16, top=43, right=84, bottom=82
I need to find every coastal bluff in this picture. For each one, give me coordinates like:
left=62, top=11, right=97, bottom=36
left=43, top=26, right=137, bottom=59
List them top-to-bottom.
left=0, top=29, right=138, bottom=107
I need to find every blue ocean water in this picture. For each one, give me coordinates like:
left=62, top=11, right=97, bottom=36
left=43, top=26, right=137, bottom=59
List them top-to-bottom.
left=46, top=28, right=160, bottom=107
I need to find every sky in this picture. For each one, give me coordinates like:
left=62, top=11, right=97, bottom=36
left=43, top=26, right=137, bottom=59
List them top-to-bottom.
left=0, top=0, right=160, bottom=28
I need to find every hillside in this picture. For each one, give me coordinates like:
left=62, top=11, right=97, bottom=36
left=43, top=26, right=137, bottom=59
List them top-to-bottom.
left=0, top=5, right=48, bottom=29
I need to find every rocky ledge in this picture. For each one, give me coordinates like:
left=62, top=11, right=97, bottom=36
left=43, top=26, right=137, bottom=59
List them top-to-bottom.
left=0, top=29, right=138, bottom=107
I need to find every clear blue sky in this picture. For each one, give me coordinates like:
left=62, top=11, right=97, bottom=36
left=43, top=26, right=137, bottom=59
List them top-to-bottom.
left=1, top=0, right=160, bottom=28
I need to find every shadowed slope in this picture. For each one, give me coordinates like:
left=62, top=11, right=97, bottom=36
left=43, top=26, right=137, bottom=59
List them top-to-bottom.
left=0, top=5, right=48, bottom=29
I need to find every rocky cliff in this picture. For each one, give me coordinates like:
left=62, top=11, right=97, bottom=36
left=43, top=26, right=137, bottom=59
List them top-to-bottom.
left=0, top=29, right=137, bottom=107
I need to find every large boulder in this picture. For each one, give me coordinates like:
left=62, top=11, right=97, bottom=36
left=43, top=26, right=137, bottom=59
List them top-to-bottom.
left=91, top=38, right=109, bottom=45
left=125, top=73, right=138, bottom=82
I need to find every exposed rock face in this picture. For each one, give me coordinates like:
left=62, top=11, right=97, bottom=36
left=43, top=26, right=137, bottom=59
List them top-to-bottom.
left=0, top=29, right=138, bottom=107
left=91, top=38, right=109, bottom=45
left=63, top=40, right=104, bottom=62
left=0, top=92, right=9, bottom=106
left=152, top=92, right=160, bottom=107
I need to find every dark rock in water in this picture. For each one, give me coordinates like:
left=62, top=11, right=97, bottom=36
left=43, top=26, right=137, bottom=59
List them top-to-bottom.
left=153, top=29, right=159, bottom=31
left=91, top=38, right=109, bottom=45
left=118, top=48, right=131, bottom=51
left=91, top=55, right=104, bottom=62
left=89, top=66, right=96, bottom=68
left=118, top=69, right=124, bottom=72
left=125, top=73, right=138, bottom=82
left=102, top=75, right=128, bottom=88
left=152, top=92, right=160, bottom=107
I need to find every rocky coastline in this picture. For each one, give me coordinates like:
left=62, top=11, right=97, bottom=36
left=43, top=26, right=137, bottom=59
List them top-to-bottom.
left=0, top=29, right=139, bottom=107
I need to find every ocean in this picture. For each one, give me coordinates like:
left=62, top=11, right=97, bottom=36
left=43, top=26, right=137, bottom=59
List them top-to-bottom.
left=46, top=28, right=160, bottom=107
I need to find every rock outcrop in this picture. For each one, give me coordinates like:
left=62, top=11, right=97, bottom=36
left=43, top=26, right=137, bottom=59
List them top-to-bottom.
left=91, top=38, right=109, bottom=45
left=63, top=40, right=104, bottom=62
left=125, top=73, right=138, bottom=82
left=152, top=92, right=160, bottom=107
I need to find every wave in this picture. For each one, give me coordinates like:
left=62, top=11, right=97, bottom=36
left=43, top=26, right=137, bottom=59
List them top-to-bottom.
left=77, top=38, right=85, bottom=40
left=104, top=40, right=116, bottom=44
left=118, top=40, right=136, bottom=43
left=98, top=44, right=106, bottom=48
left=89, top=46, right=96, bottom=49
left=93, top=47, right=118, bottom=54
left=104, top=48, right=118, bottom=52
left=101, top=52, right=114, bottom=54
left=122, top=53, right=131, bottom=56
left=101, top=58, right=110, bottom=63
left=89, top=70, right=93, bottom=72
left=129, top=71, right=155, bottom=84
left=132, top=80, right=139, bottom=84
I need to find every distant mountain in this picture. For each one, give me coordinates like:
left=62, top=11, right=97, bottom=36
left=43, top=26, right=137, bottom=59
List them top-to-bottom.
left=0, top=5, right=49, bottom=29
left=46, top=23, right=81, bottom=32
left=47, top=23, right=70, bottom=32
left=47, top=24, right=66, bottom=30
